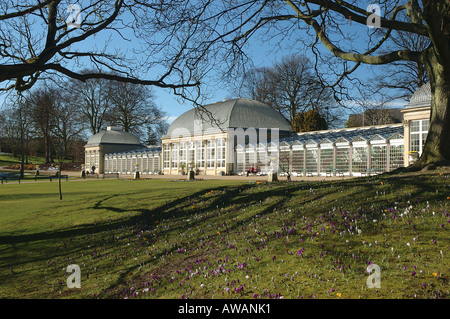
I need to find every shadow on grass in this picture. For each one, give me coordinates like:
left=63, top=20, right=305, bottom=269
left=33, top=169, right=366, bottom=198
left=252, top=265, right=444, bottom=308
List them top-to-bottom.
left=1, top=173, right=446, bottom=297
left=0, top=175, right=432, bottom=252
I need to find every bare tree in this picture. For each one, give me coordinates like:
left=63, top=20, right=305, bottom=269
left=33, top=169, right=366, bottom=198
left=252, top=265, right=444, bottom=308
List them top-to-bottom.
left=0, top=0, right=198, bottom=96
left=3, top=1, right=448, bottom=168
left=372, top=26, right=431, bottom=101
left=236, top=54, right=335, bottom=131
left=236, top=66, right=278, bottom=107
left=71, top=76, right=112, bottom=135
left=106, top=81, right=169, bottom=141
left=344, top=83, right=395, bottom=127
left=27, top=87, right=58, bottom=163
left=51, top=89, right=84, bottom=161
left=0, top=94, right=34, bottom=178
left=15, top=97, right=34, bottom=178
left=0, top=108, right=20, bottom=158
left=293, top=108, right=328, bottom=132
left=143, top=121, right=170, bottom=146
left=278, top=151, right=292, bottom=182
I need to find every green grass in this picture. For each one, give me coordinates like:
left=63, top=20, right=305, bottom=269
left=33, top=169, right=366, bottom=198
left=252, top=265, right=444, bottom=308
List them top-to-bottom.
left=0, top=153, right=46, bottom=167
left=0, top=174, right=449, bottom=299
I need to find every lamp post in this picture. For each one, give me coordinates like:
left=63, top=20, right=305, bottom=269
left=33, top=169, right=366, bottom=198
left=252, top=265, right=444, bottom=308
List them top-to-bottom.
left=268, top=157, right=278, bottom=182
left=187, top=161, right=195, bottom=180
left=134, top=162, right=140, bottom=179
left=56, top=164, right=63, bottom=200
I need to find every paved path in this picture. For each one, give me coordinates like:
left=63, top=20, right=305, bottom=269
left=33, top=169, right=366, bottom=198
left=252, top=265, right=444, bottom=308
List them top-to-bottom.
left=1, top=166, right=352, bottom=183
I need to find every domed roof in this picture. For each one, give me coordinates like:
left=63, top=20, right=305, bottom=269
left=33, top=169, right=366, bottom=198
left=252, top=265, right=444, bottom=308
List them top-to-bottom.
left=405, top=82, right=431, bottom=108
left=166, top=98, right=291, bottom=137
left=86, top=126, right=141, bottom=146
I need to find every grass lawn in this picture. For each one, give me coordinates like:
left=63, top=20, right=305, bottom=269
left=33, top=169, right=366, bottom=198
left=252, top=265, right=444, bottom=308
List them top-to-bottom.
left=0, top=153, right=46, bottom=167
left=0, top=173, right=449, bottom=299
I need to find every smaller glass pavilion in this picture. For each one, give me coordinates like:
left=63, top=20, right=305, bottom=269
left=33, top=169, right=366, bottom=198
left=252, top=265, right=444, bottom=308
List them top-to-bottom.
left=103, top=147, right=162, bottom=175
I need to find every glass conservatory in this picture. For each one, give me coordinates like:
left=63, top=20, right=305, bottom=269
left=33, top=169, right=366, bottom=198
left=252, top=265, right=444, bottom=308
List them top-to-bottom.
left=234, top=124, right=405, bottom=176
left=103, top=147, right=162, bottom=175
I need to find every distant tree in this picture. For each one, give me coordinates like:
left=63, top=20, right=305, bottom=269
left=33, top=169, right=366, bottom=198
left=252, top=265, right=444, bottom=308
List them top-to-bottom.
left=236, top=55, right=335, bottom=131
left=237, top=66, right=277, bottom=107
left=71, top=76, right=113, bottom=135
left=345, top=80, right=405, bottom=128
left=106, top=81, right=169, bottom=143
left=27, top=87, right=58, bottom=163
left=51, top=89, right=84, bottom=161
left=0, top=94, right=34, bottom=178
left=15, top=96, right=34, bottom=178
left=0, top=108, right=20, bottom=157
left=345, top=108, right=403, bottom=128
left=293, top=109, right=328, bottom=132
left=0, top=112, right=5, bottom=152
left=143, top=121, right=170, bottom=146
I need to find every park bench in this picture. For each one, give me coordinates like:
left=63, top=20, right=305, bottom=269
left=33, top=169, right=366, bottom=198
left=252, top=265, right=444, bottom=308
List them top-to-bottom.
left=246, top=167, right=260, bottom=176
left=361, top=168, right=376, bottom=177
left=305, top=169, right=314, bottom=177
left=324, top=169, right=346, bottom=177
left=325, top=169, right=334, bottom=177
left=335, top=169, right=345, bottom=177
left=84, top=173, right=99, bottom=178
left=101, top=173, right=119, bottom=179
left=49, top=174, right=68, bottom=181
left=34, top=175, right=51, bottom=181
left=1, top=176, right=21, bottom=184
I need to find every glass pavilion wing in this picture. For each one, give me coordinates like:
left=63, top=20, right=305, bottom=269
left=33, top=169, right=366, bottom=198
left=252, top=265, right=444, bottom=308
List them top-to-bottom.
left=250, top=125, right=404, bottom=176
left=275, top=125, right=403, bottom=146
left=389, top=133, right=404, bottom=140
left=369, top=134, right=387, bottom=142
left=351, top=136, right=367, bottom=143
left=335, top=137, right=350, bottom=144
left=319, top=138, right=333, bottom=146
left=291, top=140, right=303, bottom=150
left=279, top=141, right=291, bottom=149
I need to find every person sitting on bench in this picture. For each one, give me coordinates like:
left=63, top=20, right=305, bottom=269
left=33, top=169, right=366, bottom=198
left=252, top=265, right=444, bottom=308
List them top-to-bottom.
left=247, top=166, right=259, bottom=176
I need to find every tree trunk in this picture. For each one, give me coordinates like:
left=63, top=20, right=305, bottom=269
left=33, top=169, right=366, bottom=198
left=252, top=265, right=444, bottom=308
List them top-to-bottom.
left=415, top=49, right=450, bottom=169
left=19, top=108, right=25, bottom=179
left=19, top=130, right=25, bottom=179
left=44, top=134, right=50, bottom=163
left=59, top=172, right=63, bottom=200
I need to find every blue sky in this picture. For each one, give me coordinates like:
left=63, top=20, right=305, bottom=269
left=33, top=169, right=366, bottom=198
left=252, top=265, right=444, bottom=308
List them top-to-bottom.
left=0, top=1, right=408, bottom=125
left=152, top=37, right=375, bottom=124
left=152, top=37, right=299, bottom=123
